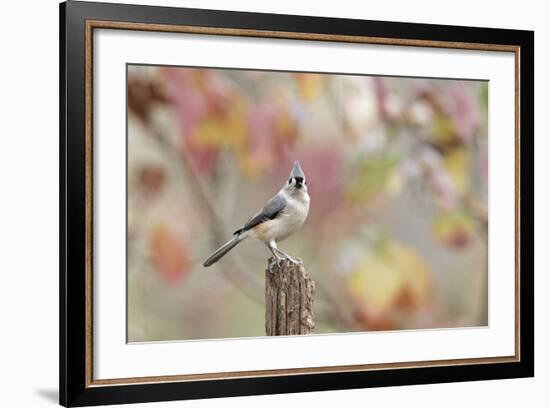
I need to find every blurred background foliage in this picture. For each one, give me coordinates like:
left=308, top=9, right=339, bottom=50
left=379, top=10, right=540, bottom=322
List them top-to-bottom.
left=127, top=65, right=488, bottom=341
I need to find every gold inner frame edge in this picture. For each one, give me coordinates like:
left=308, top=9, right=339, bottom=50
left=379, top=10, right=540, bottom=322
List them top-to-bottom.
left=84, top=19, right=521, bottom=388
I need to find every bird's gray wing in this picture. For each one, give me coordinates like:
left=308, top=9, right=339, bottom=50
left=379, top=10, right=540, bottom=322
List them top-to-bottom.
left=234, top=193, right=287, bottom=235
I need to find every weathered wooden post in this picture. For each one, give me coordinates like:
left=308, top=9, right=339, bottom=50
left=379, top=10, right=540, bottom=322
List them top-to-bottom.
left=265, top=259, right=315, bottom=336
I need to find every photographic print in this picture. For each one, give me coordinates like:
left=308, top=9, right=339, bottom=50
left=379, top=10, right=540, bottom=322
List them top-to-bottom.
left=126, top=65, right=489, bottom=342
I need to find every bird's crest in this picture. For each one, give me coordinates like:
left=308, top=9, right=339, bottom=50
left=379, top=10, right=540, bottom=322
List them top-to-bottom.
left=289, top=160, right=305, bottom=180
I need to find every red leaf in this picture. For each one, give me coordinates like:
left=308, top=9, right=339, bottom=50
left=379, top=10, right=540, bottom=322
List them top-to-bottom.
left=150, top=224, right=190, bottom=285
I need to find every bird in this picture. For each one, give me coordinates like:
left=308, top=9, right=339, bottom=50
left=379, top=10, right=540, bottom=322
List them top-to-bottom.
left=203, top=160, right=310, bottom=267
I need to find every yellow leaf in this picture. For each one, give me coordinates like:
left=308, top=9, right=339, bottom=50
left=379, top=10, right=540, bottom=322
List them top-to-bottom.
left=295, top=73, right=324, bottom=102
left=190, top=100, right=249, bottom=149
left=224, top=101, right=249, bottom=147
left=274, top=112, right=298, bottom=142
left=431, top=114, right=456, bottom=147
left=442, top=148, right=470, bottom=194
left=237, top=152, right=273, bottom=179
left=385, top=171, right=403, bottom=197
left=432, top=210, right=475, bottom=249
left=347, top=241, right=432, bottom=324
left=390, top=244, right=432, bottom=307
left=348, top=254, right=404, bottom=318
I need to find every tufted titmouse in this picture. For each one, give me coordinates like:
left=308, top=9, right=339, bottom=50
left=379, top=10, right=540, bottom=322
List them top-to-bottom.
left=203, top=161, right=310, bottom=267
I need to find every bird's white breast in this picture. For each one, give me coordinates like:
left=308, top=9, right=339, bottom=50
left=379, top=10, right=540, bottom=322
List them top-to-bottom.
left=253, top=190, right=310, bottom=243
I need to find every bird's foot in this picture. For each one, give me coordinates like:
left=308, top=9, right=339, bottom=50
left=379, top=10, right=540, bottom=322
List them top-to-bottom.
left=270, top=246, right=303, bottom=267
left=269, top=255, right=286, bottom=269
left=269, top=257, right=301, bottom=269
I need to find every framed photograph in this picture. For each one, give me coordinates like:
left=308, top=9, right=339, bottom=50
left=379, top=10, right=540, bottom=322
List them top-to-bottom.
left=60, top=1, right=534, bottom=406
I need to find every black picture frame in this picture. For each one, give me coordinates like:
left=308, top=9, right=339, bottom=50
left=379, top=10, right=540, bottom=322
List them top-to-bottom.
left=60, top=1, right=534, bottom=406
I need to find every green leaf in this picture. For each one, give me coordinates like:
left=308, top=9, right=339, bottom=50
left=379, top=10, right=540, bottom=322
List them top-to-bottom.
left=345, top=155, right=399, bottom=203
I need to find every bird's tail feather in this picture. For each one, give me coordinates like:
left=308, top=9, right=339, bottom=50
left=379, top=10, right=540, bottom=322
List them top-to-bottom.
left=203, top=234, right=244, bottom=267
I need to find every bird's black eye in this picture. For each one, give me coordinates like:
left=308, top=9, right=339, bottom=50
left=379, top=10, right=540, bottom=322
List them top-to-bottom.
left=288, top=179, right=292, bottom=185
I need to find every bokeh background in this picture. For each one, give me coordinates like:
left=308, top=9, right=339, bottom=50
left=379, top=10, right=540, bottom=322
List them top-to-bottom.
left=127, top=64, right=488, bottom=342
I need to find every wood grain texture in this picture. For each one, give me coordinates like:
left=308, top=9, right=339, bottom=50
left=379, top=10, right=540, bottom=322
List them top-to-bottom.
left=266, top=259, right=315, bottom=336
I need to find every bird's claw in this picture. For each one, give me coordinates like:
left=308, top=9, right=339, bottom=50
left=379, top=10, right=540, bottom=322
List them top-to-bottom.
left=269, top=253, right=302, bottom=268
left=284, top=255, right=302, bottom=265
left=287, top=256, right=303, bottom=265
